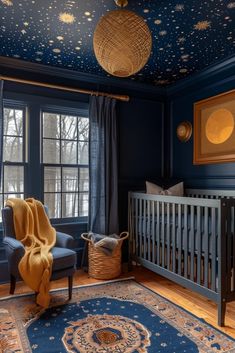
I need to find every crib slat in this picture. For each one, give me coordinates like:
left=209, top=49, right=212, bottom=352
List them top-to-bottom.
left=129, top=195, right=134, bottom=261
left=135, top=198, right=138, bottom=258
left=139, top=199, right=142, bottom=258
left=143, top=199, right=147, bottom=260
left=147, top=200, right=151, bottom=261
left=151, top=201, right=155, bottom=263
left=157, top=201, right=160, bottom=265
left=227, top=201, right=232, bottom=293
left=161, top=202, right=165, bottom=267
left=167, top=203, right=170, bottom=270
left=172, top=203, right=176, bottom=273
left=178, top=204, right=182, bottom=275
left=184, top=204, right=188, bottom=278
left=232, top=204, right=235, bottom=292
left=190, top=205, right=195, bottom=282
left=197, top=206, right=202, bottom=285
left=204, top=207, right=209, bottom=288
left=211, top=207, right=216, bottom=292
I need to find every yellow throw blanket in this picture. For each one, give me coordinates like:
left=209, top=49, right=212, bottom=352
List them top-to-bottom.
left=6, top=198, right=56, bottom=308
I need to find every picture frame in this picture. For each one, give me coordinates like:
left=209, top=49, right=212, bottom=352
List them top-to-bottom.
left=194, top=89, right=235, bottom=165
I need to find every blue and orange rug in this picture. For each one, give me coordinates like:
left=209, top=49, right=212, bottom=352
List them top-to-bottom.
left=0, top=279, right=234, bottom=352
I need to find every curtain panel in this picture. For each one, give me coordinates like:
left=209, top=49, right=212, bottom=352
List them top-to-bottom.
left=0, top=80, right=4, bottom=189
left=88, top=95, right=119, bottom=235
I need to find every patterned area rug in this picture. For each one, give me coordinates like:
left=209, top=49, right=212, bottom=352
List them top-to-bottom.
left=0, top=279, right=235, bottom=353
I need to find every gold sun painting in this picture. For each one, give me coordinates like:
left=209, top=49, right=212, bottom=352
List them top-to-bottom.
left=194, top=90, right=235, bottom=164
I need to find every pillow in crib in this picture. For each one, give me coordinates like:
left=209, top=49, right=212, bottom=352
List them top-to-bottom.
left=146, top=181, right=163, bottom=194
left=146, top=181, right=184, bottom=197
left=161, top=182, right=184, bottom=197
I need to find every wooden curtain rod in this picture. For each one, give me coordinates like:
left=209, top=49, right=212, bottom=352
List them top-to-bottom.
left=0, top=75, right=130, bottom=102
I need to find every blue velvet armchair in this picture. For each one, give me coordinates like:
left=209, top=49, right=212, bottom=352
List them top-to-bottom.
left=2, top=206, right=77, bottom=299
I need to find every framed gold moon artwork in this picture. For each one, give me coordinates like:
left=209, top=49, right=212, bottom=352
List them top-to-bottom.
left=194, top=89, right=235, bottom=165
left=176, top=121, right=192, bottom=142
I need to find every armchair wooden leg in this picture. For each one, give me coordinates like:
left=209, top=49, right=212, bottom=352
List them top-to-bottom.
left=10, top=275, right=16, bottom=295
left=68, top=275, right=73, bottom=300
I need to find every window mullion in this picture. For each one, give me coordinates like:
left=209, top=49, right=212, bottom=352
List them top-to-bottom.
left=77, top=116, right=78, bottom=165
left=60, top=166, right=63, bottom=219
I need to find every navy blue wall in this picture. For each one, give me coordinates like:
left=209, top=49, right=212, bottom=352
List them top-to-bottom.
left=1, top=54, right=234, bottom=284
left=166, top=56, right=235, bottom=189
left=0, top=58, right=164, bottom=282
left=118, top=97, right=163, bottom=238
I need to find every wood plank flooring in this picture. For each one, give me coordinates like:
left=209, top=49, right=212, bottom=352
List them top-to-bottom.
left=0, top=265, right=235, bottom=338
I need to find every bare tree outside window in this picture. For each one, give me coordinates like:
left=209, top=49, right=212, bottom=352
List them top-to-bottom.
left=0, top=107, right=25, bottom=221
left=43, top=112, right=89, bottom=219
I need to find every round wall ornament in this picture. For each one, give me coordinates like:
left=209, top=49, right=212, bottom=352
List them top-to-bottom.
left=176, top=121, right=192, bottom=142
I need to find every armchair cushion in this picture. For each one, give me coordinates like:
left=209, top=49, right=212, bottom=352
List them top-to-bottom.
left=56, top=231, right=75, bottom=249
left=51, top=247, right=76, bottom=272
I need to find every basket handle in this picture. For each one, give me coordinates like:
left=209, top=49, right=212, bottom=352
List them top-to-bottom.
left=81, top=231, right=129, bottom=242
left=119, top=231, right=129, bottom=241
left=81, top=233, right=92, bottom=243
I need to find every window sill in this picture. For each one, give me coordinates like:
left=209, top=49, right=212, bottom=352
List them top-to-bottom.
left=50, top=216, right=88, bottom=226
left=0, top=219, right=88, bottom=234
left=52, top=221, right=88, bottom=227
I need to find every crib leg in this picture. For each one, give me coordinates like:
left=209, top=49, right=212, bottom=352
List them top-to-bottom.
left=218, top=301, right=226, bottom=327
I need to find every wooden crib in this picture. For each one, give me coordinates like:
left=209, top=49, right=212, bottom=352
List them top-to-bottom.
left=128, top=188, right=235, bottom=326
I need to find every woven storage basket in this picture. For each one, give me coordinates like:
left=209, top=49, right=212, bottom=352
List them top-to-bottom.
left=81, top=232, right=129, bottom=280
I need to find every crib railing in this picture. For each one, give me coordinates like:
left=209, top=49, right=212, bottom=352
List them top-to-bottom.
left=186, top=188, right=235, bottom=199
left=128, top=190, right=235, bottom=326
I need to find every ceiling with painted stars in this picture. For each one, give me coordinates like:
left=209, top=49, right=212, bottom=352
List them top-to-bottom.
left=0, top=0, right=235, bottom=86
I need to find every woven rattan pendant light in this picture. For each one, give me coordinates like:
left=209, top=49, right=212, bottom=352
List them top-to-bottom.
left=93, top=0, right=152, bottom=77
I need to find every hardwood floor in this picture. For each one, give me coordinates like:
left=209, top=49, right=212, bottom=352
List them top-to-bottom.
left=0, top=265, right=235, bottom=338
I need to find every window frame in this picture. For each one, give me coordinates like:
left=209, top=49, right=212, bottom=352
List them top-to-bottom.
left=0, top=91, right=89, bottom=226
left=1, top=100, right=27, bottom=210
left=41, top=105, right=89, bottom=223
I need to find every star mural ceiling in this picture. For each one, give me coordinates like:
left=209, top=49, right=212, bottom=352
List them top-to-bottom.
left=0, top=0, right=235, bottom=86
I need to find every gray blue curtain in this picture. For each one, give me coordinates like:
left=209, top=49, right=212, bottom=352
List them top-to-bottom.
left=0, top=80, right=4, bottom=189
left=88, top=95, right=119, bottom=235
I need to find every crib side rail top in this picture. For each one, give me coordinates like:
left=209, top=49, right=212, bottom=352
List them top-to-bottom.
left=186, top=188, right=235, bottom=199
left=129, top=191, right=222, bottom=207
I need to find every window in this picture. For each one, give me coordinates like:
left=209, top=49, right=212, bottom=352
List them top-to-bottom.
left=0, top=95, right=88, bottom=224
left=0, top=105, right=26, bottom=213
left=42, top=111, right=89, bottom=219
